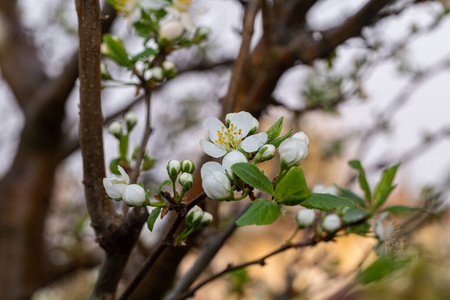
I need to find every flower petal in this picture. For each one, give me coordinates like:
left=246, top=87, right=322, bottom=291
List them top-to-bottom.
left=180, top=13, right=196, bottom=31
left=230, top=111, right=254, bottom=138
left=203, top=117, right=225, bottom=142
left=241, top=132, right=268, bottom=152
left=200, top=139, right=227, bottom=158
left=222, top=150, right=247, bottom=176
left=200, top=161, right=225, bottom=178
left=117, top=165, right=130, bottom=184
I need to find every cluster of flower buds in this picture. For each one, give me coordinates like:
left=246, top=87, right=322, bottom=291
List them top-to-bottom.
left=108, top=111, right=139, bottom=139
left=166, top=159, right=195, bottom=202
left=176, top=205, right=213, bottom=242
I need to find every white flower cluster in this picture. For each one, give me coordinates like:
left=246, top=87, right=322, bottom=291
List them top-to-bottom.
left=199, top=111, right=310, bottom=200
left=103, top=166, right=147, bottom=206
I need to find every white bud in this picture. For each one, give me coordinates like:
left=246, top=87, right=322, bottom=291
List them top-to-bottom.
left=159, top=19, right=184, bottom=41
left=162, top=60, right=176, bottom=71
left=150, top=67, right=164, bottom=81
left=124, top=111, right=137, bottom=131
left=108, top=121, right=123, bottom=138
left=292, top=131, right=310, bottom=146
left=279, top=138, right=308, bottom=168
left=254, top=144, right=276, bottom=164
left=222, top=150, right=247, bottom=177
left=167, top=160, right=181, bottom=180
left=181, top=160, right=195, bottom=173
left=202, top=171, right=232, bottom=200
left=179, top=172, right=193, bottom=190
left=122, top=184, right=146, bottom=206
left=312, top=184, right=339, bottom=196
left=186, top=205, right=203, bottom=227
left=296, top=209, right=315, bottom=228
left=200, top=212, right=213, bottom=228
left=323, top=214, right=341, bottom=233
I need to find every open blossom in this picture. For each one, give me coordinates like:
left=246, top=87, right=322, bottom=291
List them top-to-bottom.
left=165, top=0, right=198, bottom=32
left=200, top=111, right=268, bottom=158
left=200, top=162, right=232, bottom=200
left=103, top=166, right=130, bottom=199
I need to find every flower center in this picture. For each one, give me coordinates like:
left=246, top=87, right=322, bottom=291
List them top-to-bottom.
left=174, top=0, right=192, bottom=11
left=214, top=123, right=243, bottom=149
left=115, top=180, right=127, bottom=185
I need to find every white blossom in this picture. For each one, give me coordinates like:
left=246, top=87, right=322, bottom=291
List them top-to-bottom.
left=159, top=19, right=185, bottom=40
left=162, top=60, right=176, bottom=71
left=150, top=67, right=164, bottom=81
left=124, top=111, right=137, bottom=130
left=200, top=111, right=268, bottom=158
left=108, top=121, right=123, bottom=137
left=291, top=131, right=310, bottom=146
left=279, top=138, right=308, bottom=167
left=222, top=150, right=247, bottom=177
left=200, top=162, right=232, bottom=200
left=103, top=166, right=130, bottom=199
left=122, top=184, right=146, bottom=206
left=296, top=209, right=315, bottom=228
left=200, top=212, right=213, bottom=228
left=323, top=214, right=341, bottom=232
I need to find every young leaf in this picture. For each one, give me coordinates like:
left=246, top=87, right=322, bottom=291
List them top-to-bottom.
left=102, top=34, right=132, bottom=68
left=131, top=48, right=157, bottom=62
left=266, top=117, right=283, bottom=143
left=270, top=128, right=293, bottom=148
left=109, top=158, right=121, bottom=175
left=349, top=160, right=372, bottom=205
left=231, top=163, right=275, bottom=196
left=373, top=164, right=400, bottom=209
left=275, top=167, right=310, bottom=206
left=158, top=180, right=172, bottom=200
left=337, top=186, right=368, bottom=208
left=301, top=193, right=356, bottom=211
left=236, top=198, right=281, bottom=226
left=381, top=205, right=423, bottom=213
left=147, top=207, right=162, bottom=232
left=342, top=208, right=371, bottom=223
left=357, top=255, right=409, bottom=285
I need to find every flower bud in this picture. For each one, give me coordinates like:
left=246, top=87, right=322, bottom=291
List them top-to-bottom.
left=159, top=19, right=184, bottom=41
left=193, top=26, right=211, bottom=43
left=162, top=60, right=176, bottom=71
left=101, top=63, right=112, bottom=80
left=150, top=67, right=164, bottom=82
left=124, top=111, right=137, bottom=132
left=108, top=121, right=123, bottom=139
left=292, top=131, right=309, bottom=146
left=279, top=138, right=308, bottom=168
left=254, top=144, right=276, bottom=164
left=222, top=150, right=247, bottom=177
left=167, top=160, right=181, bottom=181
left=180, top=160, right=195, bottom=173
left=202, top=171, right=232, bottom=200
left=179, top=172, right=193, bottom=190
left=122, top=184, right=146, bottom=206
left=312, top=184, right=339, bottom=196
left=186, top=205, right=203, bottom=227
left=296, top=209, right=315, bottom=228
left=199, top=212, right=213, bottom=228
left=323, top=214, right=341, bottom=233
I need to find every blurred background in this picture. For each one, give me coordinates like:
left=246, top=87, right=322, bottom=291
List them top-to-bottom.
left=1, top=0, right=450, bottom=299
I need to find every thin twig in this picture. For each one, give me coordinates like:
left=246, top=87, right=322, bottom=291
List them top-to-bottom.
left=118, top=192, right=207, bottom=300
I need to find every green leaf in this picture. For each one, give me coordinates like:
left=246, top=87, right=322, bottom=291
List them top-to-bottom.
left=102, top=34, right=132, bottom=68
left=131, top=48, right=157, bottom=62
left=266, top=117, right=283, bottom=143
left=270, top=128, right=293, bottom=148
left=119, top=134, right=129, bottom=160
left=109, top=158, right=121, bottom=175
left=349, top=160, right=372, bottom=205
left=231, top=163, right=274, bottom=196
left=373, top=164, right=400, bottom=209
left=275, top=167, right=310, bottom=206
left=158, top=180, right=172, bottom=200
left=337, top=186, right=368, bottom=208
left=301, top=193, right=356, bottom=211
left=236, top=198, right=281, bottom=226
left=381, top=205, right=423, bottom=213
left=147, top=207, right=162, bottom=232
left=342, top=208, right=371, bottom=223
left=345, top=222, right=371, bottom=236
left=357, top=255, right=409, bottom=285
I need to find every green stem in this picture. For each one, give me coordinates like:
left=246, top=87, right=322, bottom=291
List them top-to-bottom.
left=172, top=180, right=177, bottom=202
left=233, top=191, right=249, bottom=201
left=148, top=201, right=168, bottom=208
left=176, top=227, right=196, bottom=242
left=286, top=228, right=300, bottom=244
